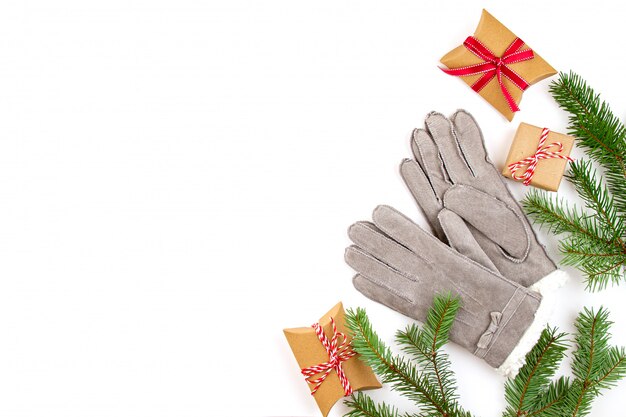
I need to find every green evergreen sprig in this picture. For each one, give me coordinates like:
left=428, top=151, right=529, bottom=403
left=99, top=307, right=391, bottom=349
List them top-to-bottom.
left=522, top=71, right=626, bottom=290
left=548, top=72, right=626, bottom=214
left=395, top=294, right=460, bottom=412
left=345, top=295, right=470, bottom=417
left=344, top=296, right=626, bottom=417
left=565, top=307, right=626, bottom=416
left=502, top=326, right=569, bottom=416
left=345, top=392, right=403, bottom=417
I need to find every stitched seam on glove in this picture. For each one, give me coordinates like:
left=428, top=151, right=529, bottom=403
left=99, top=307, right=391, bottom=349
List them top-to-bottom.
left=449, top=113, right=478, bottom=178
left=351, top=222, right=434, bottom=268
left=349, top=245, right=422, bottom=283
left=357, top=273, right=414, bottom=304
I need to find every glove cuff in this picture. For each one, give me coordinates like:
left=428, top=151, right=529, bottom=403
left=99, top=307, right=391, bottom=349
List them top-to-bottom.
left=529, top=268, right=569, bottom=295
left=495, top=284, right=557, bottom=378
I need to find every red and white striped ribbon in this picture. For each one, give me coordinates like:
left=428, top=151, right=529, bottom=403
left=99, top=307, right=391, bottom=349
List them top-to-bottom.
left=508, top=127, right=574, bottom=186
left=300, top=317, right=356, bottom=396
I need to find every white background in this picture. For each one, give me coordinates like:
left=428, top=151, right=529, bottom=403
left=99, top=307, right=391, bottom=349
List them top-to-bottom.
left=0, top=1, right=625, bottom=416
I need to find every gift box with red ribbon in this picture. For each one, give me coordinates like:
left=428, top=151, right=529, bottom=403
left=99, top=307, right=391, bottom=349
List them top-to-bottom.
left=440, top=10, right=557, bottom=121
left=502, top=122, right=574, bottom=191
left=283, top=302, right=381, bottom=416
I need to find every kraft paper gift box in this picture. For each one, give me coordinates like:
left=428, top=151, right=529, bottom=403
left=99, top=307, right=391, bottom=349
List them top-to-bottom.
left=440, top=9, right=557, bottom=121
left=502, top=122, right=575, bottom=191
left=283, top=302, right=381, bottom=417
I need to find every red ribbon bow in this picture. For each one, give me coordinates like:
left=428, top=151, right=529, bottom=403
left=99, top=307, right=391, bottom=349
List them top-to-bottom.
left=441, top=36, right=534, bottom=112
left=508, top=128, right=574, bottom=186
left=300, top=317, right=356, bottom=396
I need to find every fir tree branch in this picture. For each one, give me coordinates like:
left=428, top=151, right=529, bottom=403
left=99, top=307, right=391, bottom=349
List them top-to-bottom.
left=549, top=71, right=626, bottom=215
left=567, top=159, right=626, bottom=244
left=523, top=186, right=626, bottom=290
left=522, top=190, right=613, bottom=247
left=559, top=238, right=626, bottom=290
left=563, top=249, right=625, bottom=258
left=583, top=260, right=625, bottom=291
left=424, top=293, right=457, bottom=350
left=396, top=295, right=459, bottom=409
left=565, top=306, right=624, bottom=417
left=345, top=307, right=451, bottom=416
left=573, top=307, right=606, bottom=382
left=397, top=325, right=449, bottom=406
left=503, top=327, right=568, bottom=416
left=514, top=330, right=564, bottom=410
left=590, top=346, right=626, bottom=391
left=526, top=376, right=571, bottom=417
left=565, top=381, right=590, bottom=417
left=345, top=392, right=405, bottom=417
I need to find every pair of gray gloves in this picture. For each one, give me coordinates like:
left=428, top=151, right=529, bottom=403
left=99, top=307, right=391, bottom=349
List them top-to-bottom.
left=345, top=111, right=566, bottom=376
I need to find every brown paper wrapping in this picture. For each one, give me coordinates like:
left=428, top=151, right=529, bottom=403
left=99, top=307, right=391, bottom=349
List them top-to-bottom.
left=440, top=9, right=557, bottom=121
left=502, top=122, right=574, bottom=191
left=283, top=302, right=381, bottom=417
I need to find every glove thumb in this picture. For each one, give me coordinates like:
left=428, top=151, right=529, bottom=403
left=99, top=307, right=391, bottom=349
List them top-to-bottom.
left=443, top=185, right=530, bottom=261
left=437, top=208, right=498, bottom=272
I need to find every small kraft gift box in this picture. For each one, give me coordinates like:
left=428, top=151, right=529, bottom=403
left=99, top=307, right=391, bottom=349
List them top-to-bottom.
left=440, top=9, right=557, bottom=121
left=502, top=122, right=575, bottom=191
left=283, top=302, right=381, bottom=416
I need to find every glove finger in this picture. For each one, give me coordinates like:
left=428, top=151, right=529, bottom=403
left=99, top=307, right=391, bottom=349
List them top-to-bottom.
left=450, top=110, right=492, bottom=177
left=425, top=112, right=474, bottom=183
left=411, top=128, right=449, bottom=191
left=400, top=159, right=446, bottom=240
left=443, top=185, right=530, bottom=261
left=371, top=205, right=442, bottom=263
left=437, top=208, right=498, bottom=271
left=349, top=218, right=485, bottom=312
left=350, top=220, right=389, bottom=238
left=349, top=221, right=427, bottom=277
left=345, top=245, right=419, bottom=292
left=352, top=274, right=419, bottom=320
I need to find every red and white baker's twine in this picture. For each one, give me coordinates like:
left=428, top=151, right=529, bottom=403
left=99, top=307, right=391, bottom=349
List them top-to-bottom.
left=440, top=36, right=534, bottom=112
left=508, top=127, right=574, bottom=186
left=300, top=317, right=356, bottom=396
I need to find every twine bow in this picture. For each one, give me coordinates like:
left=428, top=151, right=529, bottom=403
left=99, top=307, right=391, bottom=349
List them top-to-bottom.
left=441, top=36, right=534, bottom=112
left=508, top=127, right=574, bottom=186
left=477, top=312, right=503, bottom=350
left=301, top=317, right=356, bottom=396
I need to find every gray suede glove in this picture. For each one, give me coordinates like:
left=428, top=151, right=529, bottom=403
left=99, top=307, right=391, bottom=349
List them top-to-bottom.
left=399, top=111, right=566, bottom=292
left=346, top=205, right=550, bottom=376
